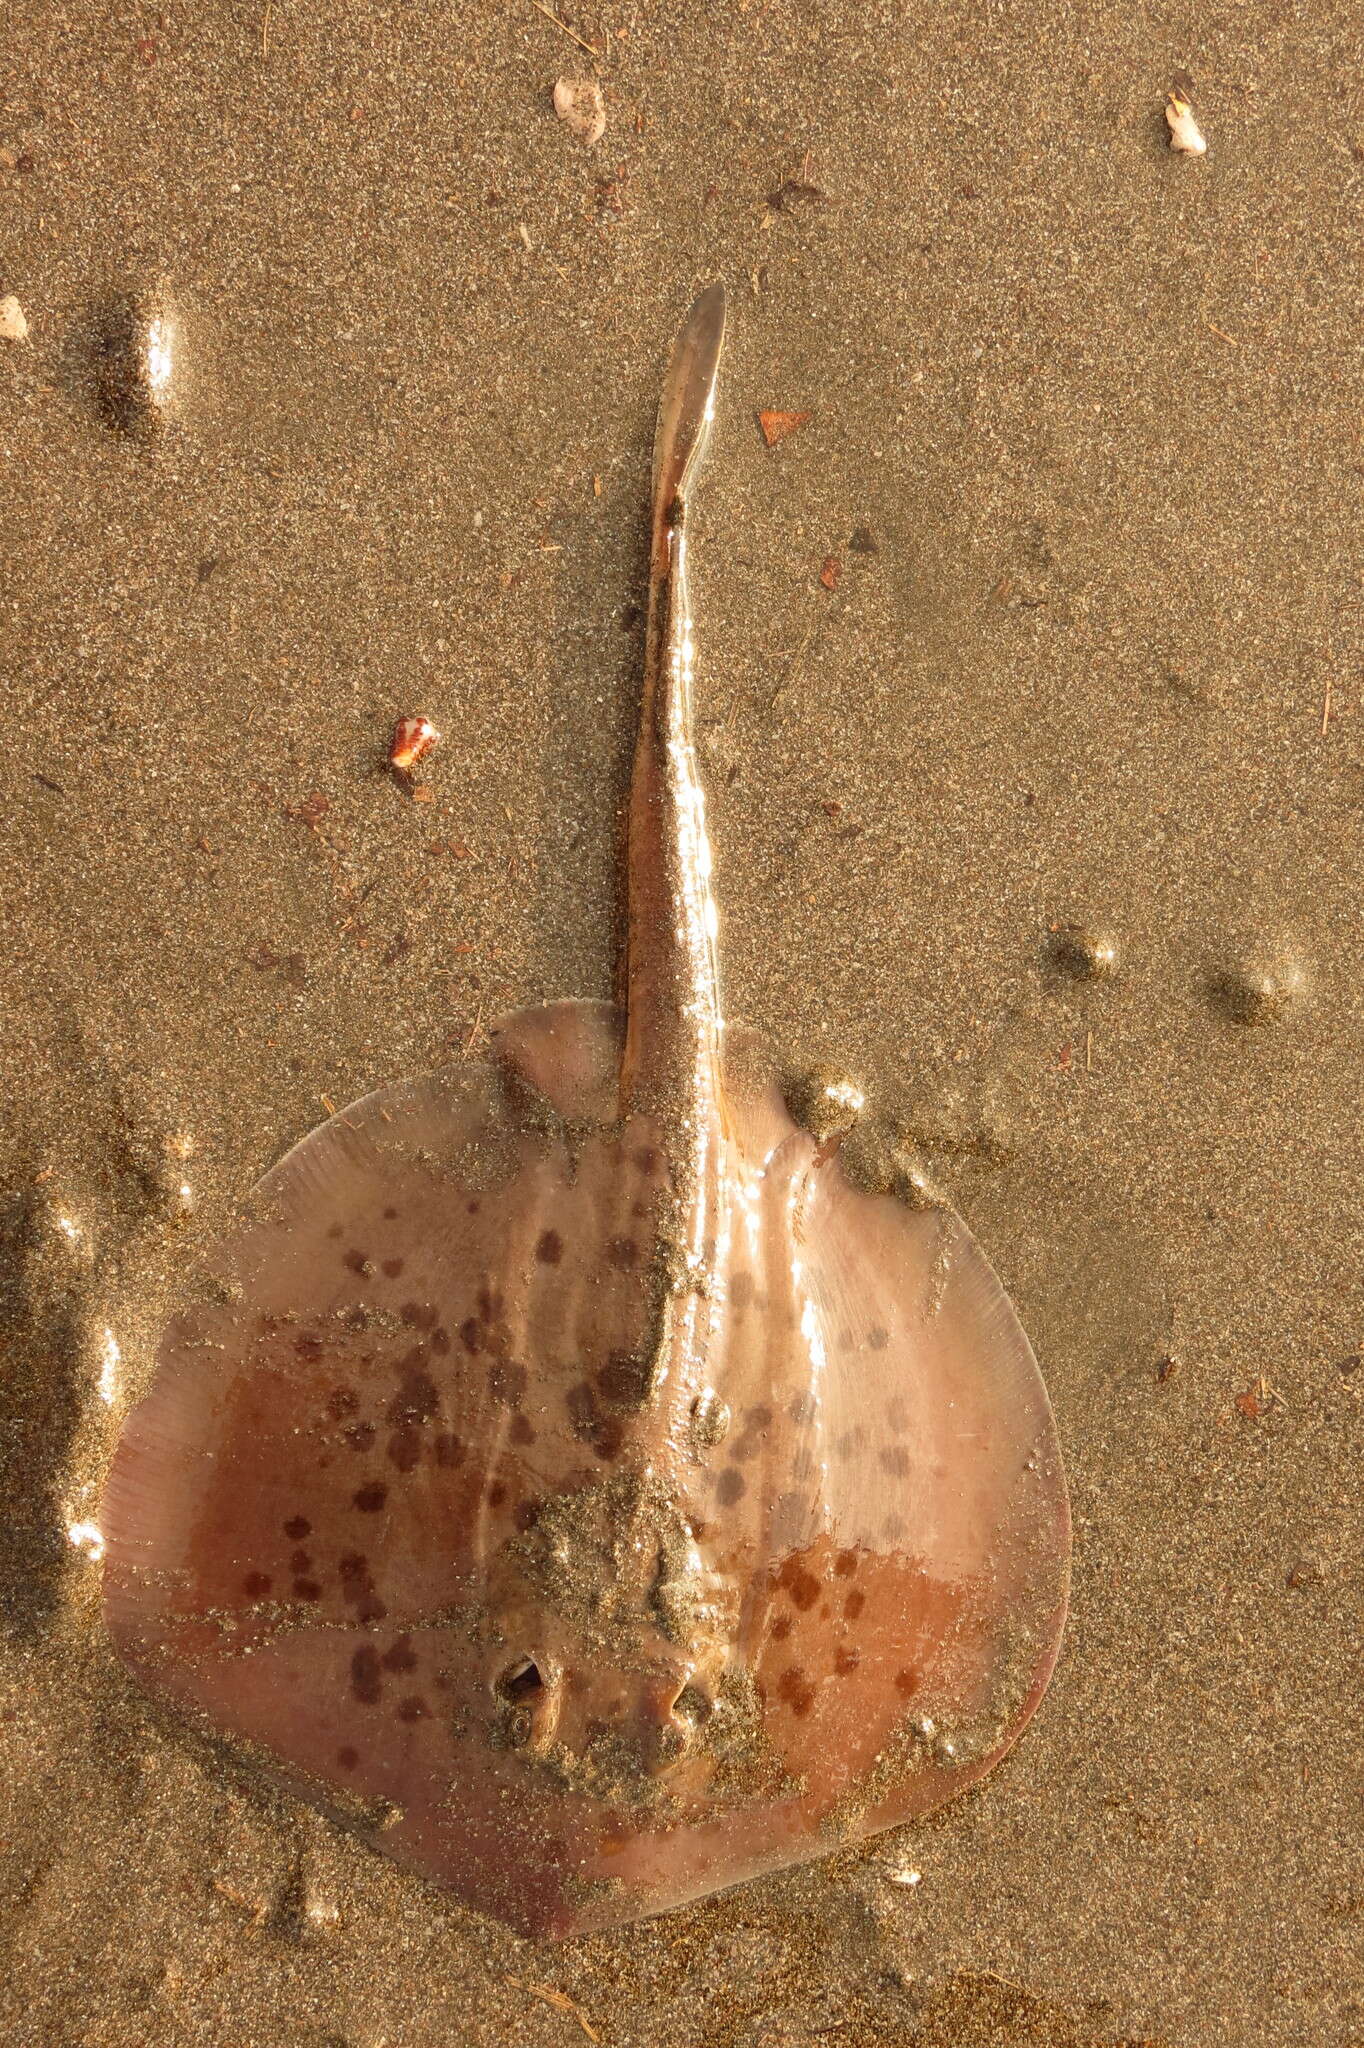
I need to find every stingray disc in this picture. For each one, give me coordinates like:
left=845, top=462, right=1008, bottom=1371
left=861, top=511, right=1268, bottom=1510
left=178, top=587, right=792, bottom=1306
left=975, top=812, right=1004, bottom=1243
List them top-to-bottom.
left=102, top=1000, right=1069, bottom=1937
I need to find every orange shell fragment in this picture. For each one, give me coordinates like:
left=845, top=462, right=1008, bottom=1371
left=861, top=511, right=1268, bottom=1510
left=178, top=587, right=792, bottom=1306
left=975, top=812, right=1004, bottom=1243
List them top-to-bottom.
left=758, top=408, right=811, bottom=447
left=390, top=715, right=441, bottom=773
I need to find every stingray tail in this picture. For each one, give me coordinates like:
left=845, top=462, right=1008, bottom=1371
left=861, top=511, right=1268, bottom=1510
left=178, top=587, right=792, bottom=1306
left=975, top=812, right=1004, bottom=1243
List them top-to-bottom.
left=649, top=280, right=727, bottom=566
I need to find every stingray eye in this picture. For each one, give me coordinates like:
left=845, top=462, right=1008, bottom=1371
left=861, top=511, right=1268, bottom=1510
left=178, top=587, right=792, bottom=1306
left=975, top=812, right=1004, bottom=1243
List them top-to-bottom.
left=496, top=1657, right=545, bottom=1703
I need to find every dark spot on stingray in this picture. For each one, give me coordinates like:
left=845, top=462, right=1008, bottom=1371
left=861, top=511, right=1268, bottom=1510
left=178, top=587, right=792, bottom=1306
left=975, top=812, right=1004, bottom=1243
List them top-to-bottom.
left=634, top=1145, right=660, bottom=1174
left=466, top=1198, right=480, bottom=1215
left=631, top=1201, right=649, bottom=1220
left=382, top=1207, right=398, bottom=1221
left=327, top=1222, right=344, bottom=1239
left=536, top=1229, right=563, bottom=1265
left=607, top=1236, right=639, bottom=1269
left=343, top=1248, right=370, bottom=1275
left=381, top=1257, right=404, bottom=1279
left=729, top=1270, right=755, bottom=1310
left=477, top=1284, right=503, bottom=1322
left=400, top=1301, right=436, bottom=1331
left=342, top=1306, right=369, bottom=1332
left=459, top=1318, right=481, bottom=1354
left=431, top=1326, right=450, bottom=1355
left=868, top=1327, right=889, bottom=1351
left=294, top=1332, right=323, bottom=1362
left=596, top=1352, right=654, bottom=1406
left=489, top=1359, right=527, bottom=1407
left=387, top=1364, right=438, bottom=1428
left=565, top=1381, right=622, bottom=1460
left=327, top=1387, right=359, bottom=1421
left=788, top=1392, right=817, bottom=1425
left=885, top=1398, right=910, bottom=1432
left=746, top=1404, right=774, bottom=1431
left=510, top=1413, right=536, bottom=1446
left=345, top=1422, right=376, bottom=1452
left=387, top=1427, right=421, bottom=1472
left=835, top=1429, right=865, bottom=1461
left=434, top=1431, right=465, bottom=1468
left=880, top=1446, right=911, bottom=1479
left=715, top=1468, right=746, bottom=1506
left=354, top=1482, right=388, bottom=1513
left=488, top=1482, right=508, bottom=1509
left=513, top=1496, right=541, bottom=1532
left=881, top=1514, right=908, bottom=1543
left=283, top=1516, right=311, bottom=1541
left=289, top=1547, right=312, bottom=1572
left=833, top=1549, right=859, bottom=1578
left=338, top=1550, right=369, bottom=1583
left=780, top=1563, right=821, bottom=1611
left=242, top=1571, right=272, bottom=1599
left=292, top=1577, right=321, bottom=1602
left=844, top=1589, right=866, bottom=1620
left=358, top=1596, right=388, bottom=1624
left=770, top=1612, right=793, bottom=1641
left=381, top=1638, right=418, bottom=1673
left=351, top=1646, right=382, bottom=1705
left=834, top=1646, right=861, bottom=1675
left=777, top=1667, right=815, bottom=1717
left=567, top=1668, right=589, bottom=1696
left=894, top=1668, right=919, bottom=1697
left=397, top=1695, right=430, bottom=1722
left=337, top=1745, right=359, bottom=1770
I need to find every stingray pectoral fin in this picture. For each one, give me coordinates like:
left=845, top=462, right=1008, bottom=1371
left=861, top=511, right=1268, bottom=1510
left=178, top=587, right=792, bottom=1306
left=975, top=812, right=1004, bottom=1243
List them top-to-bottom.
left=486, top=998, right=624, bottom=1122
left=793, top=1173, right=1070, bottom=1804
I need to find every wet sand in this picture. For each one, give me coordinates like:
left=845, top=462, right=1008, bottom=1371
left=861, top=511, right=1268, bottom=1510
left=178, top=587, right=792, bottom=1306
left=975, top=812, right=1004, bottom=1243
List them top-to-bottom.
left=1, top=4, right=1361, bottom=2043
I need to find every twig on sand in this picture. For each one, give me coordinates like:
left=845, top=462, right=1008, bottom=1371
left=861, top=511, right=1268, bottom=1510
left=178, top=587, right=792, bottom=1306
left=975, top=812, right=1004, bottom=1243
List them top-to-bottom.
left=529, top=0, right=600, bottom=56
left=1321, top=678, right=1332, bottom=735
left=509, top=1976, right=602, bottom=2041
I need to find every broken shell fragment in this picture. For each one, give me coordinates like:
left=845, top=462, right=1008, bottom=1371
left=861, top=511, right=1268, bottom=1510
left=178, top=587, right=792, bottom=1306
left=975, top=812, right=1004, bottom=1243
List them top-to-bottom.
left=553, top=76, right=606, bottom=149
left=1165, top=92, right=1207, bottom=157
left=0, top=294, right=28, bottom=342
left=758, top=408, right=810, bottom=448
left=389, top=714, right=441, bottom=773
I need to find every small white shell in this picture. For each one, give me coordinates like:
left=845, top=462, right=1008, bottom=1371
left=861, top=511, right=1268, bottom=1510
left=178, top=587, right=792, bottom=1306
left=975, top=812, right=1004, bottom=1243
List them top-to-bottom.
left=553, top=76, right=606, bottom=149
left=1165, top=92, right=1207, bottom=157
left=0, top=294, right=28, bottom=342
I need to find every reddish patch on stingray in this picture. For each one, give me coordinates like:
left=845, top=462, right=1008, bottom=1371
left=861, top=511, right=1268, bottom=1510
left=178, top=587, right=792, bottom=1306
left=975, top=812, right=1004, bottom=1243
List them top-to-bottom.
left=353, top=1482, right=388, bottom=1513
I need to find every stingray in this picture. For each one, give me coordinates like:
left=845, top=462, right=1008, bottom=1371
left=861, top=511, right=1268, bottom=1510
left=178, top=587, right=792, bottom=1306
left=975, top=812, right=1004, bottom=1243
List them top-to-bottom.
left=101, top=284, right=1070, bottom=1938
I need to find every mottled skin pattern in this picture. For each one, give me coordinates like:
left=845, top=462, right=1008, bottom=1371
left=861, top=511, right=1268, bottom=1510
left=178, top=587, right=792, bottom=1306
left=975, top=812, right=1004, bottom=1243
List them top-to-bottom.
left=101, top=288, right=1070, bottom=1938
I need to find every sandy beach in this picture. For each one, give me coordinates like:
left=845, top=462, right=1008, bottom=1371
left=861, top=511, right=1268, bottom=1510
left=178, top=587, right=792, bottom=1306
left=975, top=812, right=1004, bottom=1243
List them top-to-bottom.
left=2, top=4, right=1361, bottom=2042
